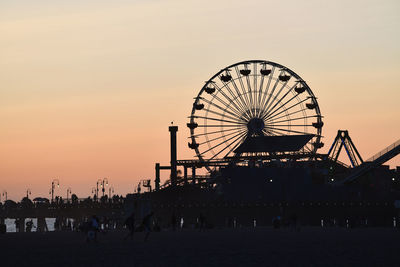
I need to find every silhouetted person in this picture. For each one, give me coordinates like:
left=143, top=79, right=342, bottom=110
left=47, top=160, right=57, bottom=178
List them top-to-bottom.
left=124, top=212, right=135, bottom=240
left=142, top=212, right=154, bottom=242
left=87, top=215, right=99, bottom=242
left=37, top=217, right=48, bottom=232
left=54, top=217, right=60, bottom=231
left=0, top=218, right=6, bottom=234
left=15, top=218, right=20, bottom=232
left=26, top=220, right=34, bottom=232
left=0, top=222, right=5, bottom=234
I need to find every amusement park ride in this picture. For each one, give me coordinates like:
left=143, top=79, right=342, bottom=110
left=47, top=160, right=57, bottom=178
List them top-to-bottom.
left=149, top=60, right=400, bottom=203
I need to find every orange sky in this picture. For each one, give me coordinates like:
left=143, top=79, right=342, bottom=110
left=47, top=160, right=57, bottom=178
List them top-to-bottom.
left=1, top=0, right=399, bottom=201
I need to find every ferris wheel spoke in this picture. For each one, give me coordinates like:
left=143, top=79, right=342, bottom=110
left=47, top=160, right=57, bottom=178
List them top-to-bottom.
left=253, top=63, right=257, bottom=113
left=254, top=63, right=258, bottom=113
left=234, top=66, right=253, bottom=116
left=258, top=66, right=276, bottom=117
left=256, top=74, right=265, bottom=118
left=245, top=75, right=253, bottom=113
left=228, top=76, right=251, bottom=115
left=260, top=78, right=280, bottom=118
left=215, top=80, right=249, bottom=116
left=263, top=80, right=289, bottom=117
left=260, top=82, right=298, bottom=119
left=222, top=83, right=250, bottom=116
left=213, top=84, right=247, bottom=117
left=262, top=93, right=302, bottom=120
left=201, top=97, right=243, bottom=120
left=263, top=97, right=309, bottom=122
left=266, top=107, right=309, bottom=123
left=203, top=108, right=245, bottom=123
left=191, top=115, right=246, bottom=125
left=268, top=115, right=318, bottom=125
left=197, top=124, right=246, bottom=127
left=269, top=124, right=313, bottom=127
left=266, top=126, right=312, bottom=135
left=191, top=127, right=242, bottom=138
left=198, top=127, right=245, bottom=146
left=262, top=128, right=280, bottom=136
left=199, top=129, right=247, bottom=157
left=208, top=130, right=248, bottom=160
left=221, top=131, right=249, bottom=158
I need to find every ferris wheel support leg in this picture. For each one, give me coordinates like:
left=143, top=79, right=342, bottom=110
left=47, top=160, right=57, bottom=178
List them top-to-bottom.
left=184, top=166, right=188, bottom=184
left=192, top=166, right=196, bottom=184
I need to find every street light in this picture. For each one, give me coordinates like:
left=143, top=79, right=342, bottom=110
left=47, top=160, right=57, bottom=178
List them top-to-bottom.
left=96, top=178, right=109, bottom=201
left=101, top=178, right=108, bottom=198
left=50, top=179, right=60, bottom=203
left=96, top=179, right=102, bottom=201
left=108, top=186, right=114, bottom=198
left=66, top=187, right=72, bottom=202
left=91, top=187, right=96, bottom=199
left=26, top=188, right=31, bottom=199
left=2, top=191, right=7, bottom=202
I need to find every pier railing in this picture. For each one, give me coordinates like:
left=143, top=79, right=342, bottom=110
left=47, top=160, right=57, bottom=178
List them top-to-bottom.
left=365, top=139, right=400, bottom=162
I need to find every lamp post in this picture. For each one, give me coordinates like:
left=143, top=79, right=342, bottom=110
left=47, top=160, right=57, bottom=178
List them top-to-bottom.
left=96, top=178, right=109, bottom=201
left=101, top=178, right=108, bottom=198
left=50, top=179, right=60, bottom=203
left=96, top=179, right=102, bottom=202
left=108, top=186, right=114, bottom=198
left=66, top=187, right=72, bottom=202
left=91, top=187, right=96, bottom=200
left=26, top=188, right=31, bottom=199
left=2, top=191, right=7, bottom=202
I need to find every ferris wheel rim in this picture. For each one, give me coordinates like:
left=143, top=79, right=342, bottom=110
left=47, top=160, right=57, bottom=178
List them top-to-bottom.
left=188, top=60, right=323, bottom=166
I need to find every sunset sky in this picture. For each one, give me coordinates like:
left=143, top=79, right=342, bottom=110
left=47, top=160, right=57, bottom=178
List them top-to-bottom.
left=1, top=0, right=399, bottom=201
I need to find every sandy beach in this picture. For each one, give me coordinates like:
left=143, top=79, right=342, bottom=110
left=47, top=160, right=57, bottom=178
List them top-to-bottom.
left=0, top=227, right=399, bottom=267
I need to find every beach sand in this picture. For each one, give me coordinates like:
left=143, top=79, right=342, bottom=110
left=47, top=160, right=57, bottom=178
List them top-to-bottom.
left=0, top=227, right=398, bottom=267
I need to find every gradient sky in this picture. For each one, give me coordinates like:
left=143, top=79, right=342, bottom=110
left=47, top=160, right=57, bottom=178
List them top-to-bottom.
left=1, top=0, right=399, bottom=201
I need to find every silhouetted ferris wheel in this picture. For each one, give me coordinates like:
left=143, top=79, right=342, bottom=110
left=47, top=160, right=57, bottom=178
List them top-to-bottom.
left=187, top=60, right=323, bottom=164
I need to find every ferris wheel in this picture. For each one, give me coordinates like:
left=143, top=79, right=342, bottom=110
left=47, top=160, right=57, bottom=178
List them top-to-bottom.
left=187, top=60, right=323, bottom=164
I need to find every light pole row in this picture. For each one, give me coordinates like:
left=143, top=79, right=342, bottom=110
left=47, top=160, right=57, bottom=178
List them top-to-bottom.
left=1, top=178, right=115, bottom=203
left=92, top=178, right=114, bottom=202
left=49, top=179, right=60, bottom=203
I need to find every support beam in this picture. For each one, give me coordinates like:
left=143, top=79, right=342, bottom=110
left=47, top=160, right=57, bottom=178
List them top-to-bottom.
left=169, top=126, right=178, bottom=186
left=155, top=163, right=160, bottom=191
left=184, top=166, right=188, bottom=184
left=192, top=166, right=196, bottom=184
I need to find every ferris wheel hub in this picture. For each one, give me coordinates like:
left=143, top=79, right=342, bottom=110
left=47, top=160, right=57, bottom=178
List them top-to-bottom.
left=247, top=118, right=265, bottom=136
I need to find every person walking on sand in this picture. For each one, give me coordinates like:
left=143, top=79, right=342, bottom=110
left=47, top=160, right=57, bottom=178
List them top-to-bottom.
left=142, top=211, right=154, bottom=242
left=124, top=212, right=135, bottom=240
left=87, top=215, right=100, bottom=242
left=37, top=216, right=48, bottom=232
left=26, top=219, right=35, bottom=232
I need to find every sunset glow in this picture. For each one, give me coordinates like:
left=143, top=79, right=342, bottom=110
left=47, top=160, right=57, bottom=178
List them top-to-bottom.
left=1, top=0, right=399, bottom=200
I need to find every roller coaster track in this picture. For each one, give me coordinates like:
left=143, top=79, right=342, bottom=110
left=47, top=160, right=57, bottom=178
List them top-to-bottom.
left=335, top=138, right=400, bottom=185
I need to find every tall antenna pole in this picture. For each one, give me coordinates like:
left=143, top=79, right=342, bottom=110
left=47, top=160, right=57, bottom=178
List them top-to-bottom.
left=169, top=125, right=178, bottom=187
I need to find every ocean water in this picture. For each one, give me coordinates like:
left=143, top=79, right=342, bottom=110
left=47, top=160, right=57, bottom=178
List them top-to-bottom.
left=5, top=218, right=56, bottom=232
